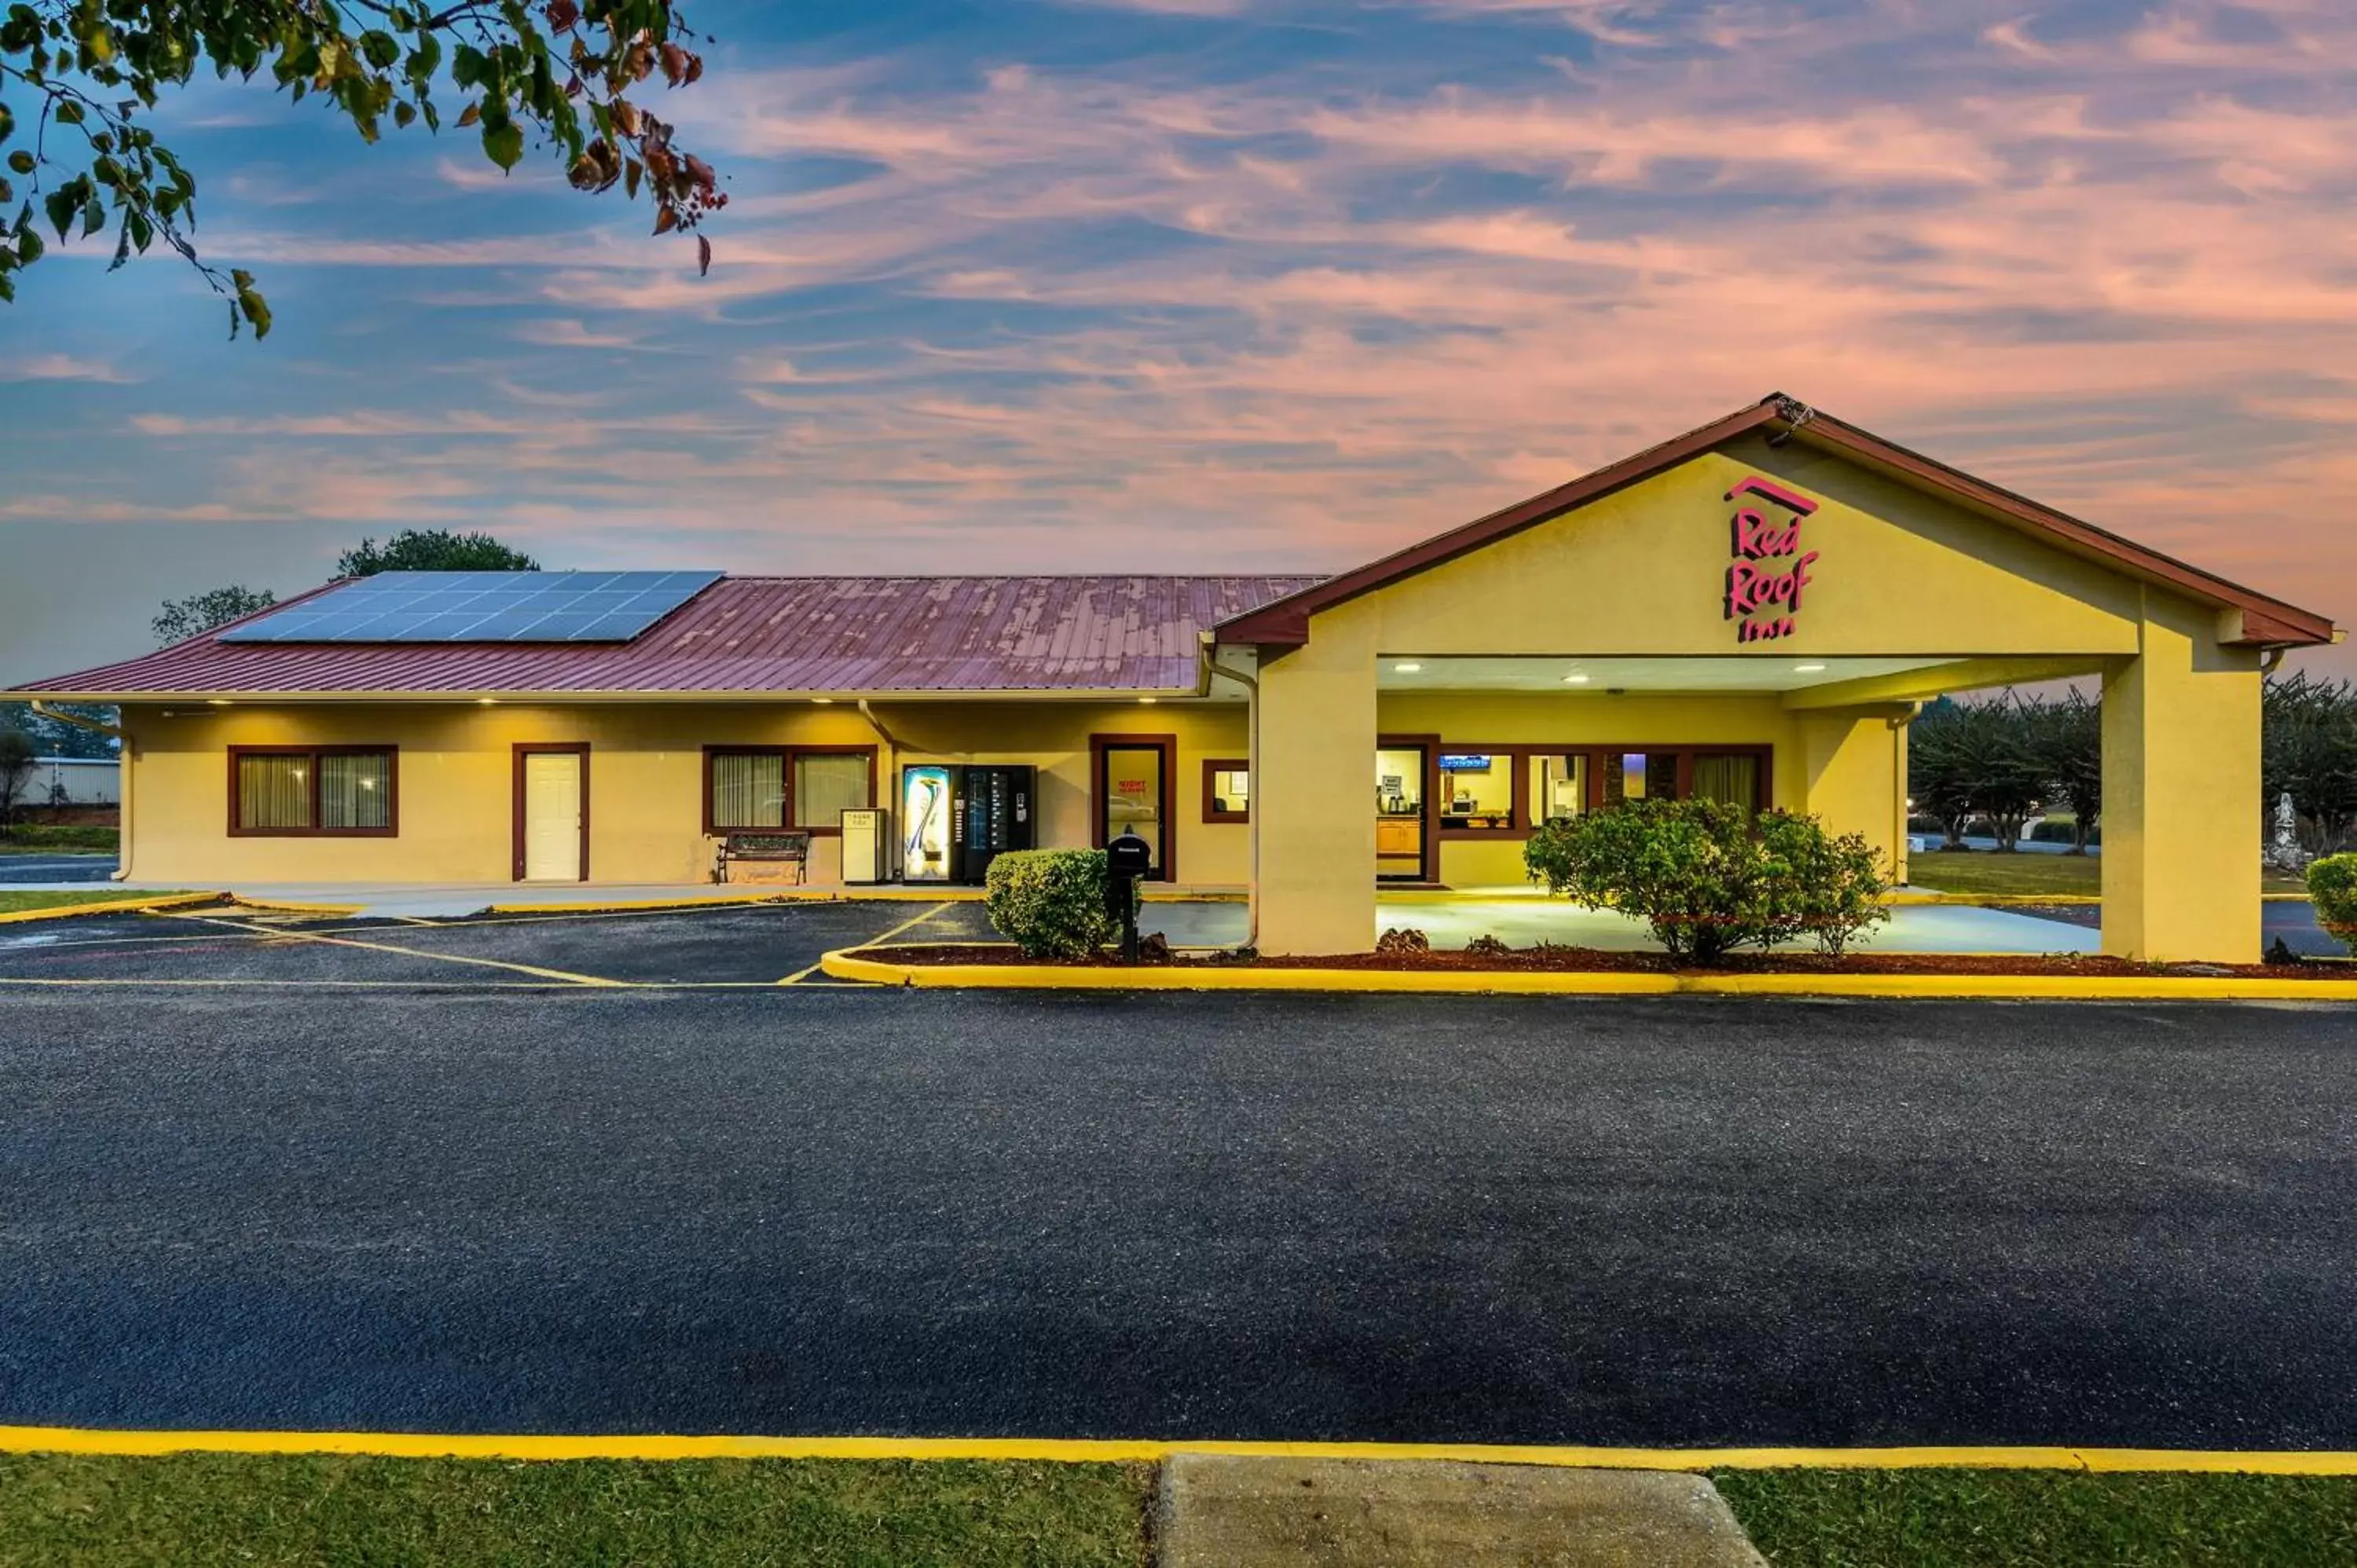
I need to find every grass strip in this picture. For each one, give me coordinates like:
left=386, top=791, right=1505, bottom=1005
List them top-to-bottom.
left=0, top=826, right=119, bottom=853
left=1907, top=850, right=2307, bottom=897
left=0, top=890, right=200, bottom=916
left=0, top=1453, right=1152, bottom=1568
left=1716, top=1466, right=2357, bottom=1566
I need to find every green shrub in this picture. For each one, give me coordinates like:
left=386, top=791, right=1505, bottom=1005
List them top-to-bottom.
left=1523, top=797, right=1891, bottom=964
left=984, top=849, right=1137, bottom=959
left=2311, top=854, right=2357, bottom=952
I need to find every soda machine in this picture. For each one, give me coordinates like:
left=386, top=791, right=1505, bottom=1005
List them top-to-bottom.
left=899, top=764, right=1035, bottom=883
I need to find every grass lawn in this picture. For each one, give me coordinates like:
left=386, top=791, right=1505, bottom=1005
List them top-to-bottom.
left=0, top=825, right=119, bottom=854
left=1907, top=849, right=2308, bottom=897
left=0, top=890, right=200, bottom=915
left=0, top=1454, right=1152, bottom=1568
left=1717, top=1467, right=2357, bottom=1567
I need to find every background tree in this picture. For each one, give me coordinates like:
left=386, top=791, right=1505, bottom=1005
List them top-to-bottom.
left=0, top=0, right=723, bottom=332
left=336, top=529, right=541, bottom=575
left=153, top=584, right=275, bottom=645
left=2264, top=671, right=2357, bottom=857
left=2023, top=688, right=2102, bottom=853
left=1908, top=693, right=2046, bottom=851
left=1907, top=698, right=1977, bottom=850
left=0, top=701, right=117, bottom=759
left=0, top=729, right=35, bottom=828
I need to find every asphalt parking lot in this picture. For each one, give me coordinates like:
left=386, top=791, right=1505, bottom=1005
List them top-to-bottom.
left=0, top=899, right=999, bottom=988
left=0, top=983, right=2352, bottom=1447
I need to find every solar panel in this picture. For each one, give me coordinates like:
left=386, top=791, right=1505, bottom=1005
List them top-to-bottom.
left=218, top=571, right=724, bottom=644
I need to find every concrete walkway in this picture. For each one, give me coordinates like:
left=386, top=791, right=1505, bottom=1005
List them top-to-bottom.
left=0, top=875, right=2102, bottom=953
left=1159, top=1455, right=1768, bottom=1567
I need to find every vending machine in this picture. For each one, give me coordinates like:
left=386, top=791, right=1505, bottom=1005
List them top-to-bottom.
left=899, top=764, right=1036, bottom=884
left=900, top=765, right=956, bottom=882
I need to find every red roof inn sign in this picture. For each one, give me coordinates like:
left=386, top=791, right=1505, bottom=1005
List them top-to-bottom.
left=1724, top=475, right=1820, bottom=643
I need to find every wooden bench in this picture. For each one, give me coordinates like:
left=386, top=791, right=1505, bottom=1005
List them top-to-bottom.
left=713, top=830, right=811, bottom=885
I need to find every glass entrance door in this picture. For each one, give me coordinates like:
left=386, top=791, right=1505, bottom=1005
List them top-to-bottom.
left=1098, top=742, right=1169, bottom=879
left=1375, top=744, right=1428, bottom=881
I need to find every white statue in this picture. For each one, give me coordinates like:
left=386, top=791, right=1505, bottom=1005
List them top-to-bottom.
left=2269, top=791, right=2305, bottom=871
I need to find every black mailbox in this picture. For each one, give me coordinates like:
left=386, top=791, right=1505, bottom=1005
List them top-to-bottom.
left=1104, top=829, right=1152, bottom=964
left=1105, top=829, right=1154, bottom=877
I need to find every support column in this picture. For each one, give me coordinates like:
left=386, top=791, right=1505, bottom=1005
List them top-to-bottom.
left=2101, top=610, right=2262, bottom=962
left=1252, top=621, right=1376, bottom=956
left=1797, top=706, right=1911, bottom=881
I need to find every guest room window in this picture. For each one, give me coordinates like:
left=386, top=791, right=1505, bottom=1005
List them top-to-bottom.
left=229, top=747, right=397, bottom=836
left=706, top=748, right=787, bottom=832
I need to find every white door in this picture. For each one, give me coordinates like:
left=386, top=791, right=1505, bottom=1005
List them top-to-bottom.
left=522, top=752, right=583, bottom=881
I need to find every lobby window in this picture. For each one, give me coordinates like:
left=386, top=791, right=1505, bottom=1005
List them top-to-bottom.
left=230, top=746, right=396, bottom=836
left=707, top=748, right=787, bottom=831
left=793, top=749, right=874, bottom=833
left=1602, top=752, right=1673, bottom=805
left=1692, top=752, right=1762, bottom=811
left=1437, top=754, right=1513, bottom=830
left=1529, top=754, right=1587, bottom=824
left=1203, top=760, right=1250, bottom=822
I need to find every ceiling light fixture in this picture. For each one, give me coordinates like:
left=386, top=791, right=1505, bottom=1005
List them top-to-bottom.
left=1393, top=661, right=1423, bottom=673
left=1793, top=663, right=1827, bottom=673
left=1562, top=673, right=1590, bottom=684
left=1138, top=695, right=1158, bottom=705
left=812, top=696, right=834, bottom=705
left=477, top=697, right=497, bottom=706
left=207, top=698, right=230, bottom=707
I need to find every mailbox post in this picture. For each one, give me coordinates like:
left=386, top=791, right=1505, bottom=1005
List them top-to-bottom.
left=1104, top=828, right=1153, bottom=965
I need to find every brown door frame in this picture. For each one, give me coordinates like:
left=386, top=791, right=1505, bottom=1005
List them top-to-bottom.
left=1376, top=732, right=1441, bottom=884
left=1090, top=733, right=1178, bottom=882
left=512, top=742, right=591, bottom=882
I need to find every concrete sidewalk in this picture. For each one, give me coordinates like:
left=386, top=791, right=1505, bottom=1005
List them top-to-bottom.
left=1159, top=1456, right=1767, bottom=1567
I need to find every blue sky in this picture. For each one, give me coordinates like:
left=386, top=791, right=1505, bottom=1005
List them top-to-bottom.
left=4, top=0, right=2354, bottom=679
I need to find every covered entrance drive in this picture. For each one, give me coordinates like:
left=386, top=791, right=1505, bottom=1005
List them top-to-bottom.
left=1223, top=396, right=2337, bottom=962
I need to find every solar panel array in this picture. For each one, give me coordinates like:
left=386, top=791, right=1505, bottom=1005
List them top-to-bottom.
left=217, top=571, right=724, bottom=644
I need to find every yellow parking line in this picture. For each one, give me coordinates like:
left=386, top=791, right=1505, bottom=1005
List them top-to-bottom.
left=778, top=901, right=951, bottom=985
left=163, top=914, right=630, bottom=989
left=0, top=1426, right=2352, bottom=1474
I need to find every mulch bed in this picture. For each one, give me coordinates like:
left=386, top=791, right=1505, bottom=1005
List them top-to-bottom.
left=867, top=943, right=2350, bottom=980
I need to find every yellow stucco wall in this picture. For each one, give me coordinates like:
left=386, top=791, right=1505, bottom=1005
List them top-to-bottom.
left=1244, top=437, right=2264, bottom=958
left=119, top=700, right=1249, bottom=887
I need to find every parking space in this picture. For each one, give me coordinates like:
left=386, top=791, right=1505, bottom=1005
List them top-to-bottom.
left=0, top=899, right=1002, bottom=990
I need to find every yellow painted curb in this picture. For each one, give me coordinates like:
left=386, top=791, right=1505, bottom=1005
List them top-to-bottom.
left=485, top=885, right=1246, bottom=914
left=0, top=892, right=218, bottom=925
left=225, top=896, right=369, bottom=918
left=819, top=947, right=2357, bottom=1002
left=2, top=1426, right=2354, bottom=1475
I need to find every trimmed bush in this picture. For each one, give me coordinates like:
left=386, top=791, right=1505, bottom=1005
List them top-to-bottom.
left=1523, top=797, right=1892, bottom=964
left=984, top=848, right=1136, bottom=959
left=2311, top=854, right=2357, bottom=952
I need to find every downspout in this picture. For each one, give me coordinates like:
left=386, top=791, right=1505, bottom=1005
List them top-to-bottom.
left=1205, top=639, right=1261, bottom=951
left=1887, top=701, right=1923, bottom=889
left=30, top=702, right=134, bottom=881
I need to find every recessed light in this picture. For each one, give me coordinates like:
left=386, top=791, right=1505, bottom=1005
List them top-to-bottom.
left=1393, top=661, right=1423, bottom=673
left=1793, top=663, right=1827, bottom=673
left=1562, top=673, right=1590, bottom=684
left=1138, top=695, right=1158, bottom=705
left=812, top=696, right=834, bottom=705
left=477, top=697, right=497, bottom=706
left=207, top=698, right=230, bottom=707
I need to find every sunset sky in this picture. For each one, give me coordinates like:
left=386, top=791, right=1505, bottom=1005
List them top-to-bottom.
left=2, top=0, right=2352, bottom=680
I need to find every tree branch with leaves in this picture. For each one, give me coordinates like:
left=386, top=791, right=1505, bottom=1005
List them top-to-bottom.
left=0, top=0, right=724, bottom=333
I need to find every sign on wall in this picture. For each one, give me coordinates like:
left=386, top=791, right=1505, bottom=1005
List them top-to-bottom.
left=1723, top=474, right=1820, bottom=643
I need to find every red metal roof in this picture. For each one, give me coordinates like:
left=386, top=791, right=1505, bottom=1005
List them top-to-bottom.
left=14, top=575, right=1326, bottom=698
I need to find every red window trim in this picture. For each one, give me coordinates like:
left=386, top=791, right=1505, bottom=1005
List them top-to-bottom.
left=1091, top=733, right=1178, bottom=883
left=1427, top=743, right=1776, bottom=839
left=702, top=744, right=878, bottom=837
left=226, top=745, right=400, bottom=838
left=1200, top=758, right=1250, bottom=823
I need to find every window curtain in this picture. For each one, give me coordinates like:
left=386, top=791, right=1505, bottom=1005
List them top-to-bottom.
left=320, top=753, right=391, bottom=830
left=712, top=753, right=786, bottom=828
left=794, top=753, right=871, bottom=829
left=236, top=754, right=311, bottom=830
left=1692, top=754, right=1758, bottom=810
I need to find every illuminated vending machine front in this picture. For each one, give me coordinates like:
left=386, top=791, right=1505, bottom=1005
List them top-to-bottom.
left=900, top=765, right=956, bottom=882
